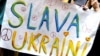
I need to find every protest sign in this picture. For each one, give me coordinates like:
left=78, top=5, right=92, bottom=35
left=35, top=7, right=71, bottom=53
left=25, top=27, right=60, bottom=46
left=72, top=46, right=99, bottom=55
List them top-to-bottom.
left=0, top=0, right=100, bottom=56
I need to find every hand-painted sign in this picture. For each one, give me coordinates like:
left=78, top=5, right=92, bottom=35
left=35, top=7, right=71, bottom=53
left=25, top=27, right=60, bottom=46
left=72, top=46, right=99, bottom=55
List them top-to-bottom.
left=0, top=0, right=100, bottom=56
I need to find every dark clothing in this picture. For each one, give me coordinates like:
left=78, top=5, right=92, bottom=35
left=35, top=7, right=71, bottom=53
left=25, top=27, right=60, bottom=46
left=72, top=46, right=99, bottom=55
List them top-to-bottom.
left=0, top=0, right=6, bottom=25
left=75, top=0, right=88, bottom=6
left=87, top=25, right=100, bottom=56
